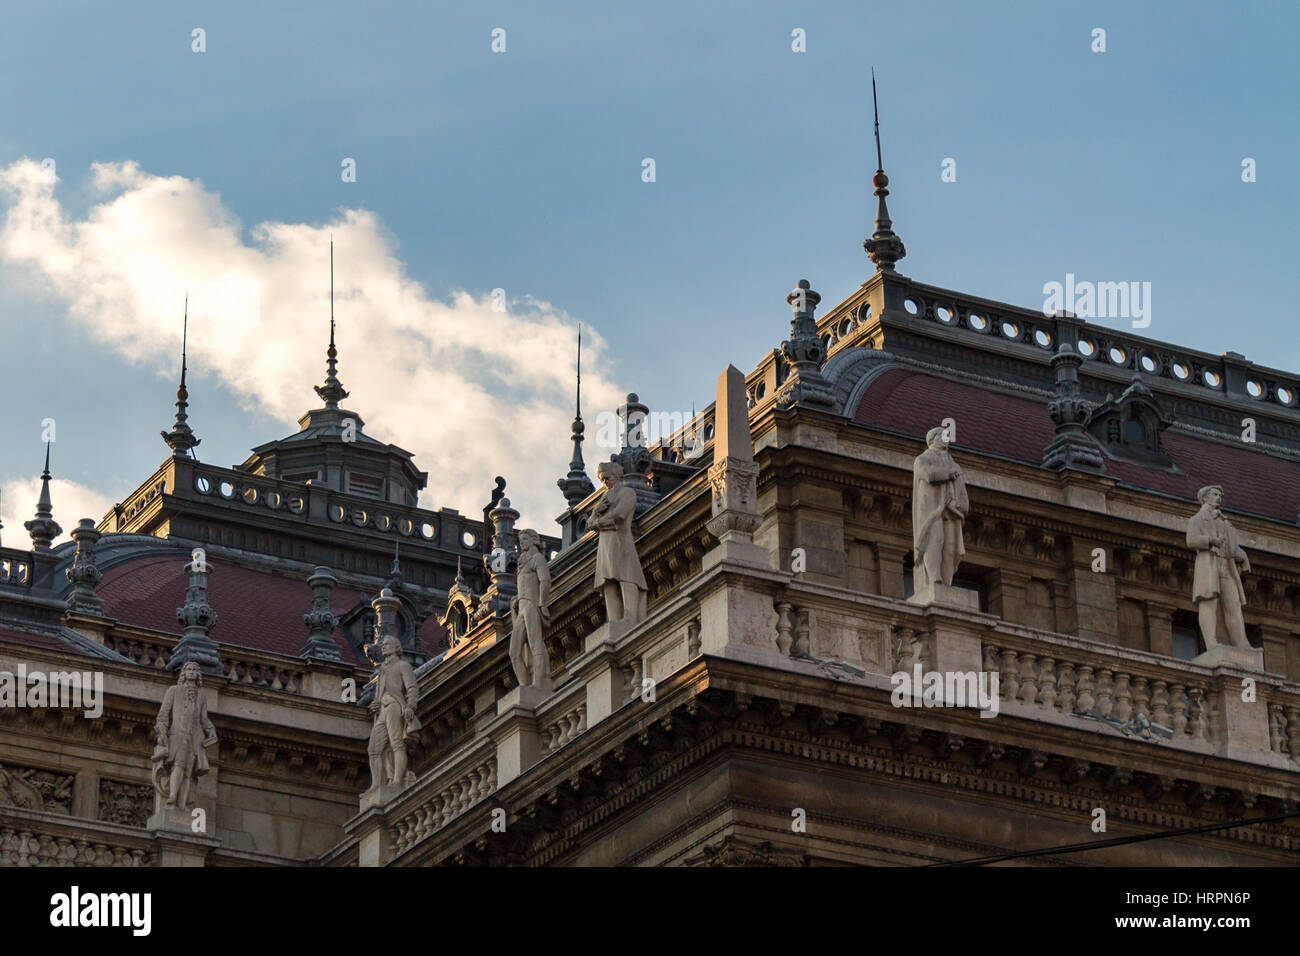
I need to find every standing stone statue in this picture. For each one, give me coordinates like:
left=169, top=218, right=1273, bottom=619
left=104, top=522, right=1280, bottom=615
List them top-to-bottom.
left=911, top=426, right=969, bottom=603
left=592, top=460, right=647, bottom=627
left=1187, top=485, right=1251, bottom=650
left=510, top=529, right=552, bottom=691
left=367, top=634, right=421, bottom=791
left=152, top=661, right=218, bottom=812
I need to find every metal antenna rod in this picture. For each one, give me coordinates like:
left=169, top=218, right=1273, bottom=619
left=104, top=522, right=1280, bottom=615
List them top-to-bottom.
left=872, top=67, right=884, bottom=172
left=181, top=293, right=189, bottom=387
left=576, top=324, right=583, bottom=418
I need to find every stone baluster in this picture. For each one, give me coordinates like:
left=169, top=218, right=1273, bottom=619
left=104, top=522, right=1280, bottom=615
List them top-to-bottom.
left=775, top=602, right=794, bottom=655
left=792, top=610, right=811, bottom=657
left=896, top=627, right=917, bottom=673
left=982, top=644, right=999, bottom=684
left=1000, top=649, right=1019, bottom=701
left=1018, top=653, right=1038, bottom=706
left=1038, top=658, right=1057, bottom=712
left=1057, top=662, right=1076, bottom=715
left=1075, top=665, right=1095, bottom=713
left=1095, top=669, right=1114, bottom=719
left=1113, top=672, right=1132, bottom=724
left=1131, top=676, right=1150, bottom=724
left=1151, top=680, right=1171, bottom=729
left=1169, top=683, right=1188, bottom=737
left=1201, top=686, right=1211, bottom=749
left=1187, top=687, right=1206, bottom=741
left=1267, top=704, right=1287, bottom=754
left=1285, top=706, right=1300, bottom=757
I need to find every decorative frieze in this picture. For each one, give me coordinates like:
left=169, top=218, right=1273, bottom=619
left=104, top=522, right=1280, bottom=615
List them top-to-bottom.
left=0, top=764, right=73, bottom=815
left=97, top=779, right=153, bottom=828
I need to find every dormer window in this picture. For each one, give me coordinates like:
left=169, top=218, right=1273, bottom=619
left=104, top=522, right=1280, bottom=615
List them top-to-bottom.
left=1084, top=375, right=1177, bottom=470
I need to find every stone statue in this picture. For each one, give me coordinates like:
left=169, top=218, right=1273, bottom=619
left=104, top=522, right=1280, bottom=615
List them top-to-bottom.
left=911, top=426, right=969, bottom=602
left=592, top=460, right=647, bottom=626
left=1187, top=485, right=1251, bottom=650
left=510, top=529, right=553, bottom=691
left=367, top=634, right=421, bottom=791
left=152, top=661, right=218, bottom=812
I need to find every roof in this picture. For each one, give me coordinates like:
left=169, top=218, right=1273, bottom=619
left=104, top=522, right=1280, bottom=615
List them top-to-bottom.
left=852, top=367, right=1300, bottom=524
left=96, top=554, right=447, bottom=665
left=0, top=626, right=70, bottom=652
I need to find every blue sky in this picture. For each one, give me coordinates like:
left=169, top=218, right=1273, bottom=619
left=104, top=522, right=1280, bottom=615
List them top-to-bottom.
left=1, top=0, right=1297, bottom=535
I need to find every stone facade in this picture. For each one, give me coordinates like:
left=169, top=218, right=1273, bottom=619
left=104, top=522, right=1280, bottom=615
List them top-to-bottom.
left=2, top=241, right=1299, bottom=868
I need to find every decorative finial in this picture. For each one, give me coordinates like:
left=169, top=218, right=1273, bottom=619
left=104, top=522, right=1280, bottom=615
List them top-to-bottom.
left=863, top=69, right=906, bottom=273
left=315, top=239, right=350, bottom=409
left=774, top=279, right=835, bottom=409
left=162, top=295, right=202, bottom=456
left=558, top=324, right=596, bottom=508
left=1042, top=343, right=1105, bottom=472
left=25, top=441, right=61, bottom=551
left=66, top=518, right=105, bottom=615
left=170, top=548, right=221, bottom=673
left=302, top=566, right=342, bottom=662
left=364, top=587, right=403, bottom=667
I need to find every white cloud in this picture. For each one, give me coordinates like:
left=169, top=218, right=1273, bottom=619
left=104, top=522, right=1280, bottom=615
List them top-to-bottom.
left=0, top=158, right=625, bottom=528
left=0, top=475, right=114, bottom=548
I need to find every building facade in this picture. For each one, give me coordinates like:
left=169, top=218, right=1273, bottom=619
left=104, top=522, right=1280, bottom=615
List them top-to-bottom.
left=2, top=173, right=1299, bottom=866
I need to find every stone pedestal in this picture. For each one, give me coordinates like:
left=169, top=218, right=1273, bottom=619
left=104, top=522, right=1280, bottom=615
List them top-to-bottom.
left=701, top=527, right=769, bottom=571
left=908, top=581, right=980, bottom=611
left=62, top=611, right=116, bottom=646
left=584, top=618, right=633, bottom=654
left=1194, top=644, right=1264, bottom=672
left=586, top=659, right=630, bottom=729
left=302, top=660, right=351, bottom=701
left=1213, top=680, right=1272, bottom=761
left=497, top=684, right=551, bottom=716
left=493, top=686, right=545, bottom=787
left=359, top=781, right=410, bottom=813
left=147, top=806, right=199, bottom=833
left=148, top=806, right=220, bottom=866
left=351, top=807, right=395, bottom=867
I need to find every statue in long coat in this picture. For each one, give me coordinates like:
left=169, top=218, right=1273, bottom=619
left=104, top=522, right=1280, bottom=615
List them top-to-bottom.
left=912, top=426, right=969, bottom=601
left=592, top=461, right=647, bottom=626
left=1187, top=484, right=1250, bottom=649
left=152, top=661, right=218, bottom=811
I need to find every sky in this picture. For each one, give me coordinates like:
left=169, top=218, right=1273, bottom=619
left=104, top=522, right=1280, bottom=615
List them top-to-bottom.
left=1, top=0, right=1297, bottom=540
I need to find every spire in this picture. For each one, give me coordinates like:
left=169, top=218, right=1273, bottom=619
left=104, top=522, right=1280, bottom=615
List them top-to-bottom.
left=863, top=69, right=906, bottom=273
left=314, top=239, right=350, bottom=409
left=161, top=295, right=202, bottom=456
left=557, top=325, right=596, bottom=507
left=25, top=441, right=61, bottom=551
left=387, top=538, right=403, bottom=589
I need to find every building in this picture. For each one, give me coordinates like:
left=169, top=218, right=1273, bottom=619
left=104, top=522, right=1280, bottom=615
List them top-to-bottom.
left=2, top=152, right=1298, bottom=867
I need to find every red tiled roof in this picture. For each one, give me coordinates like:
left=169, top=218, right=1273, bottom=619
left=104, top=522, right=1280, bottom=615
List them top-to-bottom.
left=853, top=367, right=1300, bottom=523
left=97, top=555, right=447, bottom=665
left=0, top=627, right=69, bottom=652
